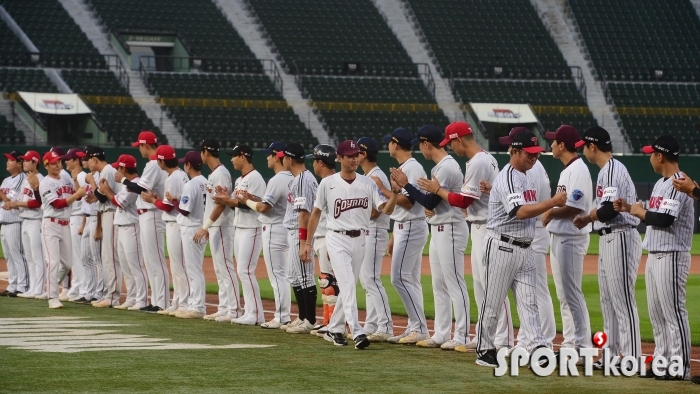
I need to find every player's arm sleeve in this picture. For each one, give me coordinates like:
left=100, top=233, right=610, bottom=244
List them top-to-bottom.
left=123, top=179, right=148, bottom=194
left=403, top=183, right=442, bottom=210
left=645, top=187, right=682, bottom=227
left=33, top=189, right=42, bottom=204
left=94, top=189, right=108, bottom=203
left=447, top=193, right=476, bottom=209
left=172, top=198, right=190, bottom=216
left=154, top=199, right=174, bottom=212
left=596, top=202, right=619, bottom=222
left=643, top=211, right=675, bottom=227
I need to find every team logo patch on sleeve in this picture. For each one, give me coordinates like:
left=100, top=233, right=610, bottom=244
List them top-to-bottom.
left=571, top=189, right=584, bottom=201
left=181, top=196, right=189, bottom=205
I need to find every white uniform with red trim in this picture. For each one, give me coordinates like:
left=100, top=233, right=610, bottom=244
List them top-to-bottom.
left=136, top=159, right=169, bottom=309
left=98, top=165, right=122, bottom=306
left=162, top=168, right=189, bottom=313
left=232, top=169, right=266, bottom=323
left=67, top=171, right=86, bottom=300
left=80, top=172, right=102, bottom=301
left=0, top=173, right=28, bottom=294
left=18, top=173, right=45, bottom=296
left=39, top=174, right=74, bottom=302
left=178, top=174, right=208, bottom=314
left=114, top=176, right=148, bottom=308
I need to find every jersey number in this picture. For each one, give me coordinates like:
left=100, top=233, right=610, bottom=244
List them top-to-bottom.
left=398, top=223, right=404, bottom=230
left=437, top=225, right=445, bottom=232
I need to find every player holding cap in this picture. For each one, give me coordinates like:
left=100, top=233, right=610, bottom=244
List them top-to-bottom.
left=390, top=125, right=470, bottom=350
left=541, top=125, right=594, bottom=352
left=574, top=126, right=642, bottom=369
left=376, top=128, right=429, bottom=344
left=475, top=131, right=565, bottom=367
left=615, top=135, right=692, bottom=380
left=357, top=137, right=394, bottom=341
left=194, top=139, right=240, bottom=322
left=302, top=140, right=398, bottom=348
left=237, top=142, right=294, bottom=329
left=141, top=145, right=190, bottom=315
left=213, top=145, right=266, bottom=326
left=61, top=148, right=88, bottom=302
left=0, top=151, right=28, bottom=297
left=39, top=151, right=87, bottom=308
left=172, top=152, right=208, bottom=319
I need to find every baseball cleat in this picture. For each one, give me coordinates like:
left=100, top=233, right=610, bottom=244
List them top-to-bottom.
left=58, top=289, right=70, bottom=302
left=0, top=290, right=8, bottom=296
left=7, top=291, right=19, bottom=298
left=17, top=292, right=36, bottom=299
left=35, top=293, right=49, bottom=300
left=48, top=298, right=64, bottom=309
left=90, top=298, right=103, bottom=305
left=93, top=300, right=114, bottom=308
left=114, top=301, right=134, bottom=310
left=127, top=304, right=145, bottom=311
left=156, top=308, right=171, bottom=315
left=170, top=308, right=186, bottom=317
left=176, top=310, right=205, bottom=319
left=203, top=311, right=227, bottom=321
left=214, top=314, right=235, bottom=323
left=232, top=315, right=258, bottom=326
left=280, top=318, right=302, bottom=331
left=286, top=319, right=314, bottom=334
left=260, top=320, right=288, bottom=329
left=310, top=323, right=325, bottom=336
left=315, top=326, right=330, bottom=338
left=324, top=331, right=348, bottom=346
left=387, top=331, right=409, bottom=344
left=398, top=331, right=429, bottom=345
left=367, top=332, right=392, bottom=342
left=354, top=334, right=370, bottom=350
left=416, top=339, right=443, bottom=348
left=440, top=340, right=463, bottom=351
left=476, top=349, right=499, bottom=367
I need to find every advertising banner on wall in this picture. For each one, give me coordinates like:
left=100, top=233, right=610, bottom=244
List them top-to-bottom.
left=18, top=92, right=92, bottom=115
left=469, top=103, right=539, bottom=124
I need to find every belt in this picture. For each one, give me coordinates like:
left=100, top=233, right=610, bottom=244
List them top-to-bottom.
left=137, top=209, right=152, bottom=215
left=83, top=214, right=95, bottom=217
left=49, top=218, right=70, bottom=226
left=468, top=220, right=486, bottom=225
left=597, top=226, right=632, bottom=236
left=333, top=230, right=363, bottom=238
left=500, top=234, right=531, bottom=249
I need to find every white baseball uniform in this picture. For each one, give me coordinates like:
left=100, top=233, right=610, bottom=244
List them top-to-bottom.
left=390, top=158, right=429, bottom=336
left=595, top=158, right=642, bottom=359
left=136, top=159, right=169, bottom=309
left=205, top=164, right=239, bottom=317
left=98, top=165, right=122, bottom=306
left=359, top=166, right=393, bottom=335
left=161, top=168, right=189, bottom=312
left=233, top=169, right=266, bottom=323
left=258, top=170, right=293, bottom=324
left=67, top=171, right=86, bottom=300
left=18, top=172, right=45, bottom=296
left=642, top=172, right=693, bottom=380
left=1, top=173, right=28, bottom=293
left=80, top=173, right=102, bottom=301
left=315, top=173, right=386, bottom=337
left=177, top=174, right=208, bottom=314
left=39, top=175, right=74, bottom=301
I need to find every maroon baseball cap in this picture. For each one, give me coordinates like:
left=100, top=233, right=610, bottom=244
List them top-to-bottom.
left=439, top=121, right=473, bottom=147
left=544, top=125, right=581, bottom=149
left=498, top=127, right=530, bottom=146
left=131, top=131, right=158, bottom=147
left=511, top=131, right=545, bottom=154
left=336, top=140, right=361, bottom=156
left=150, top=144, right=176, bottom=160
left=49, top=146, right=66, bottom=156
left=60, top=148, right=86, bottom=160
left=19, top=150, right=40, bottom=162
left=3, top=151, right=21, bottom=161
left=178, top=151, right=203, bottom=165
left=111, top=154, right=137, bottom=169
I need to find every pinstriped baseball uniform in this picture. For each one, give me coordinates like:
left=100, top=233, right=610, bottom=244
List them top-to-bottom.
left=390, top=158, right=429, bottom=336
left=595, top=158, right=642, bottom=359
left=477, top=164, right=547, bottom=354
left=360, top=166, right=393, bottom=335
left=163, top=168, right=189, bottom=313
left=259, top=170, right=293, bottom=323
left=284, top=170, right=318, bottom=289
left=642, top=172, right=694, bottom=379
left=1, top=173, right=28, bottom=293
left=18, top=173, right=45, bottom=296
left=80, top=173, right=102, bottom=300
left=178, top=174, right=208, bottom=314
left=114, top=176, right=148, bottom=308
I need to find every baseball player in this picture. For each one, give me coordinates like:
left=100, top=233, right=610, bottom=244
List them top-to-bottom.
left=390, top=125, right=470, bottom=350
left=542, top=125, right=593, bottom=352
left=573, top=126, right=642, bottom=369
left=375, top=128, right=429, bottom=344
left=116, top=131, right=169, bottom=313
left=475, top=131, right=566, bottom=367
left=615, top=135, right=692, bottom=380
left=357, top=137, right=394, bottom=342
left=193, top=138, right=240, bottom=322
left=302, top=140, right=398, bottom=348
left=237, top=142, right=294, bottom=329
left=278, top=142, right=319, bottom=334
left=304, top=144, right=337, bottom=336
left=141, top=145, right=190, bottom=315
left=212, top=145, right=266, bottom=326
left=87, top=146, right=123, bottom=308
left=61, top=148, right=88, bottom=303
left=0, top=151, right=28, bottom=297
left=4, top=151, right=45, bottom=298
left=39, top=151, right=87, bottom=309
left=171, top=151, right=208, bottom=319
left=99, top=154, right=149, bottom=312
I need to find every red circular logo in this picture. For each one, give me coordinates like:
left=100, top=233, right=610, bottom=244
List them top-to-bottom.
left=592, top=331, right=607, bottom=348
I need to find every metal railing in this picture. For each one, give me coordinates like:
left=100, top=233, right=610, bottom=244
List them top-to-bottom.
left=109, top=27, right=194, bottom=56
left=0, top=51, right=125, bottom=72
left=138, top=56, right=265, bottom=75
left=291, top=60, right=421, bottom=78
left=417, top=63, right=436, bottom=99
left=449, top=65, right=580, bottom=82
left=598, top=67, right=700, bottom=82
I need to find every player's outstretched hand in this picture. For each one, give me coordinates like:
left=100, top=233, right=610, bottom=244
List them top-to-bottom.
left=389, top=167, right=409, bottom=188
left=672, top=172, right=697, bottom=195
left=370, top=175, right=385, bottom=191
left=417, top=177, right=440, bottom=194
left=479, top=180, right=492, bottom=195
left=74, top=187, right=87, bottom=198
left=141, top=191, right=157, bottom=204
left=164, top=191, right=173, bottom=202
left=552, top=191, right=567, bottom=207
left=613, top=197, right=631, bottom=213
left=629, top=201, right=645, bottom=217
left=573, top=215, right=591, bottom=229
left=94, top=226, right=102, bottom=241
left=193, top=228, right=209, bottom=243
left=386, top=236, right=394, bottom=256
left=300, top=243, right=312, bottom=263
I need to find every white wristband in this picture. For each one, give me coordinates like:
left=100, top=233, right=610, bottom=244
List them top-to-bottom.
left=245, top=199, right=259, bottom=211
left=202, top=218, right=214, bottom=230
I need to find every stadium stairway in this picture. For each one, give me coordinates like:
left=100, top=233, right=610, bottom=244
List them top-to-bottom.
left=59, top=0, right=186, bottom=148
left=213, top=0, right=331, bottom=144
left=531, top=0, right=631, bottom=152
left=0, top=4, right=39, bottom=53
left=0, top=94, right=45, bottom=145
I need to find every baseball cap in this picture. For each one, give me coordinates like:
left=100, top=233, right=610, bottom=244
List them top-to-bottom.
left=439, top=121, right=473, bottom=147
left=411, top=125, right=443, bottom=145
left=544, top=125, right=581, bottom=149
left=498, top=126, right=530, bottom=146
left=575, top=126, right=611, bottom=149
left=382, top=128, right=413, bottom=149
left=131, top=131, right=158, bottom=147
left=511, top=131, right=545, bottom=154
left=642, top=135, right=680, bottom=157
left=357, top=137, right=379, bottom=155
left=200, top=138, right=220, bottom=153
left=336, top=140, right=361, bottom=156
left=261, top=141, right=285, bottom=156
left=276, top=143, right=305, bottom=159
left=226, top=144, right=254, bottom=158
left=305, top=144, right=337, bottom=164
left=150, top=145, right=176, bottom=160
left=49, top=146, right=66, bottom=156
left=84, top=146, right=106, bottom=160
left=60, top=148, right=86, bottom=160
left=18, top=150, right=40, bottom=162
left=3, top=151, right=21, bottom=161
left=43, top=151, right=62, bottom=165
left=178, top=151, right=203, bottom=165
left=111, top=154, right=137, bottom=169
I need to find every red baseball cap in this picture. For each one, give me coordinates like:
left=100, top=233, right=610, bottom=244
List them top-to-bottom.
left=439, top=122, right=473, bottom=147
left=544, top=125, right=581, bottom=149
left=498, top=127, right=531, bottom=146
left=131, top=131, right=158, bottom=147
left=336, top=140, right=360, bottom=156
left=150, top=144, right=176, bottom=160
left=18, top=150, right=40, bottom=162
left=43, top=151, right=62, bottom=165
left=111, top=154, right=137, bottom=169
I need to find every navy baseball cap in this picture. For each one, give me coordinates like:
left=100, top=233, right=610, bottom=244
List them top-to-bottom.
left=411, top=125, right=443, bottom=145
left=545, top=125, right=581, bottom=149
left=575, top=126, right=611, bottom=149
left=498, top=127, right=530, bottom=146
left=382, top=128, right=413, bottom=149
left=511, top=131, right=545, bottom=154
left=642, top=135, right=680, bottom=157
left=357, top=137, right=378, bottom=155
left=200, top=138, right=220, bottom=153
left=261, top=141, right=285, bottom=156
left=276, top=142, right=305, bottom=159
left=226, top=144, right=253, bottom=157
left=305, top=144, right=337, bottom=164
left=84, top=146, right=105, bottom=160
left=3, top=151, right=21, bottom=161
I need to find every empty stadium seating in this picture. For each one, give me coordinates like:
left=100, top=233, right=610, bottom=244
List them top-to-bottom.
left=0, top=19, right=30, bottom=67
left=0, top=68, right=57, bottom=93
left=148, top=73, right=280, bottom=100
left=302, top=76, right=435, bottom=103
left=0, top=116, right=24, bottom=144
